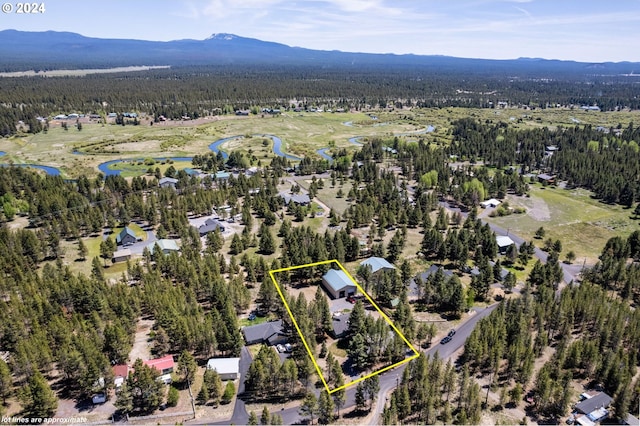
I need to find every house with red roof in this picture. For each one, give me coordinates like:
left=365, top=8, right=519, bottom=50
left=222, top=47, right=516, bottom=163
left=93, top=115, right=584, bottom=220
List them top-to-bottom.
left=143, top=355, right=175, bottom=384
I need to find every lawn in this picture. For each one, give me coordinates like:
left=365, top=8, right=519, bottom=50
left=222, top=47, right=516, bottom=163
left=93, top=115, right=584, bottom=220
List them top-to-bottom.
left=486, top=184, right=639, bottom=263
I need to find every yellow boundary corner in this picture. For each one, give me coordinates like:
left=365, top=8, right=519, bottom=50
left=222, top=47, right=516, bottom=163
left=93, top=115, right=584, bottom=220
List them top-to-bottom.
left=268, top=259, right=420, bottom=394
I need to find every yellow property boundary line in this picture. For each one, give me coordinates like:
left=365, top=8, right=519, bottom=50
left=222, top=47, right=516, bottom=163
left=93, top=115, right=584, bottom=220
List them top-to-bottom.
left=269, top=259, right=420, bottom=394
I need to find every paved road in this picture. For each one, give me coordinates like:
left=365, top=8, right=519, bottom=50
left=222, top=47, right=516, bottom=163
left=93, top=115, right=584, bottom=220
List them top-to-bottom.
left=439, top=200, right=584, bottom=285
left=367, top=302, right=501, bottom=425
left=273, top=303, right=500, bottom=425
left=212, top=346, right=252, bottom=425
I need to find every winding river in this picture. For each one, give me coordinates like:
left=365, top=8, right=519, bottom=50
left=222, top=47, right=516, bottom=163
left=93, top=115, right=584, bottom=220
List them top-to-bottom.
left=3, top=125, right=434, bottom=176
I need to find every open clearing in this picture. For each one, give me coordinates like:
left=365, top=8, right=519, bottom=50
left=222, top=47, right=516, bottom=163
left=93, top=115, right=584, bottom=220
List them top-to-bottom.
left=486, top=184, right=639, bottom=263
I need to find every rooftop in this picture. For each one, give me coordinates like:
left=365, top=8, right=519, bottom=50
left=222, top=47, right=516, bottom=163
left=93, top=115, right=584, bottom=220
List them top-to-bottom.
left=116, top=226, right=136, bottom=244
left=496, top=235, right=515, bottom=248
left=147, top=239, right=180, bottom=254
left=360, top=256, right=395, bottom=273
left=323, top=269, right=356, bottom=292
left=243, top=319, right=285, bottom=345
left=143, top=355, right=174, bottom=372
left=206, top=357, right=241, bottom=375
left=575, top=392, right=613, bottom=416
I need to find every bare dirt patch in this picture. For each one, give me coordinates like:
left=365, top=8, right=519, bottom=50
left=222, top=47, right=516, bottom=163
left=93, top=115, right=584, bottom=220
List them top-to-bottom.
left=508, top=193, right=551, bottom=222
left=129, top=318, right=154, bottom=363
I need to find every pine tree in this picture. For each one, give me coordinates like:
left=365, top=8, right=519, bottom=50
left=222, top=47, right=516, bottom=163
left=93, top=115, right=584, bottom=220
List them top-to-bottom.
left=259, top=227, right=276, bottom=254
left=177, top=350, right=197, bottom=385
left=0, top=359, right=11, bottom=403
left=21, top=370, right=58, bottom=417
left=115, top=382, right=134, bottom=415
left=355, top=382, right=367, bottom=412
left=318, top=390, right=335, bottom=424
left=299, top=392, right=318, bottom=424
left=261, top=406, right=270, bottom=425
left=248, top=411, right=259, bottom=425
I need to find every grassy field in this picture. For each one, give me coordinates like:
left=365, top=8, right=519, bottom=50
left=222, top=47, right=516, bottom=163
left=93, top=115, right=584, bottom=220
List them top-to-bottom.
left=2, top=108, right=639, bottom=179
left=486, top=184, right=639, bottom=263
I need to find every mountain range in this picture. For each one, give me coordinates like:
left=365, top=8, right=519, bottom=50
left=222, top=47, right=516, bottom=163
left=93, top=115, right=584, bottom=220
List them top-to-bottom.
left=1, top=29, right=639, bottom=76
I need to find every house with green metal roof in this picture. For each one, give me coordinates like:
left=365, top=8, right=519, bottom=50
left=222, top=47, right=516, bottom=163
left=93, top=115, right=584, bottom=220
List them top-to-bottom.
left=146, top=239, right=180, bottom=255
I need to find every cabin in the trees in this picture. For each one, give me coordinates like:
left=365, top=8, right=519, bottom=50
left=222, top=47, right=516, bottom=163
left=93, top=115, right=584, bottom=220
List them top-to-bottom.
left=244, top=166, right=260, bottom=176
left=214, top=171, right=231, bottom=180
left=537, top=173, right=556, bottom=185
left=159, top=177, right=179, bottom=189
left=279, top=192, right=311, bottom=206
left=480, top=198, right=501, bottom=208
left=197, top=218, right=226, bottom=236
left=116, top=226, right=137, bottom=246
left=496, top=236, right=515, bottom=254
left=147, top=239, right=180, bottom=255
left=112, top=248, right=132, bottom=263
left=360, top=256, right=396, bottom=275
left=322, top=269, right=357, bottom=299
left=242, top=319, right=288, bottom=346
left=144, top=355, right=175, bottom=384
left=206, top=357, right=241, bottom=380
left=112, top=364, right=130, bottom=388
left=573, top=391, right=613, bottom=426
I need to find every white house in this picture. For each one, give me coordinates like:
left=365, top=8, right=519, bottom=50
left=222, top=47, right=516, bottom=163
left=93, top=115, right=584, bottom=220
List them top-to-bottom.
left=480, top=198, right=501, bottom=208
left=496, top=236, right=515, bottom=254
left=206, top=357, right=241, bottom=381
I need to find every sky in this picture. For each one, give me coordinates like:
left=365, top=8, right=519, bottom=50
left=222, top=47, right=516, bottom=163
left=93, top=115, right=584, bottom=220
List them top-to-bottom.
left=2, top=0, right=640, bottom=62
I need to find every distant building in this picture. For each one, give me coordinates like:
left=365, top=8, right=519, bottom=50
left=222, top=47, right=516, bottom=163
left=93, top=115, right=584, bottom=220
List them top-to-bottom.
left=214, top=171, right=231, bottom=180
left=537, top=173, right=556, bottom=184
left=159, top=177, right=178, bottom=189
left=279, top=192, right=311, bottom=206
left=480, top=198, right=501, bottom=208
left=197, top=218, right=225, bottom=236
left=116, top=227, right=137, bottom=246
left=147, top=239, right=180, bottom=255
left=112, top=248, right=132, bottom=263
left=360, top=257, right=396, bottom=274
left=322, top=269, right=357, bottom=299
left=242, top=320, right=287, bottom=346
left=206, top=357, right=241, bottom=381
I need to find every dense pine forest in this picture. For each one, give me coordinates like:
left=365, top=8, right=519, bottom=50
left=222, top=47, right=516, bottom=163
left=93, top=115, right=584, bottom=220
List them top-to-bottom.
left=2, top=65, right=640, bottom=136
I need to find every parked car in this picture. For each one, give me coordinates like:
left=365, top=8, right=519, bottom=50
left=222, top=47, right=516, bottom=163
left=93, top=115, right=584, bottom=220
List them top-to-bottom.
left=346, top=296, right=356, bottom=304
left=248, top=312, right=257, bottom=321
left=448, top=329, right=456, bottom=338
left=440, top=336, right=452, bottom=345
left=284, top=343, right=293, bottom=353
left=276, top=344, right=286, bottom=353
left=92, top=393, right=107, bottom=404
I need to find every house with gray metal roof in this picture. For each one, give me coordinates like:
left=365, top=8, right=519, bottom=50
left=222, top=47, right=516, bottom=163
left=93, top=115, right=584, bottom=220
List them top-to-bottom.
left=159, top=177, right=179, bottom=189
left=279, top=192, right=311, bottom=206
left=197, top=218, right=225, bottom=236
left=360, top=257, right=395, bottom=274
left=322, top=269, right=357, bottom=299
left=242, top=319, right=287, bottom=346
